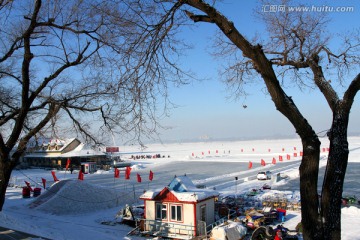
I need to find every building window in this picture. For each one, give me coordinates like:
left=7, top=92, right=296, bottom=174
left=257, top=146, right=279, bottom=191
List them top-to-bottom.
left=156, top=203, right=167, bottom=220
left=170, top=205, right=182, bottom=222
left=200, top=205, right=206, bottom=222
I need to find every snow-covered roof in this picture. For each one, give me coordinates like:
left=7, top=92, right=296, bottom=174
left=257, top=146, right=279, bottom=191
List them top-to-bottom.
left=25, top=142, right=105, bottom=158
left=61, top=144, right=105, bottom=157
left=140, top=175, right=219, bottom=202
left=168, top=175, right=197, bottom=192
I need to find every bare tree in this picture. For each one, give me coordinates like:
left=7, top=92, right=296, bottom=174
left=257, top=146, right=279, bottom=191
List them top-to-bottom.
left=0, top=0, right=188, bottom=210
left=124, top=1, right=360, bottom=239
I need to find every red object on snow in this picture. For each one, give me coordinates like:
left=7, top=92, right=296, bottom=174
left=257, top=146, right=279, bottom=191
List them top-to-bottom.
left=66, top=158, right=71, bottom=171
left=261, top=159, right=266, bottom=166
left=125, top=166, right=131, bottom=179
left=114, top=168, right=120, bottom=178
left=78, top=170, right=84, bottom=180
left=149, top=170, right=154, bottom=181
left=51, top=171, right=59, bottom=182
left=137, top=173, right=141, bottom=183
left=41, top=178, right=46, bottom=189
left=24, top=181, right=33, bottom=191
left=22, top=187, right=31, bottom=198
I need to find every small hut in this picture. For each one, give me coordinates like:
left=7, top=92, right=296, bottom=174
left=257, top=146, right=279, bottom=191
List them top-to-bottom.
left=139, top=175, right=219, bottom=239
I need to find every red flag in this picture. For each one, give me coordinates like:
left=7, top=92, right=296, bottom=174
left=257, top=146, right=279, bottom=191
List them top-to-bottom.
left=287, top=154, right=291, bottom=160
left=279, top=155, right=283, bottom=161
left=272, top=157, right=276, bottom=164
left=66, top=158, right=71, bottom=171
left=261, top=159, right=266, bottom=166
left=248, top=161, right=253, bottom=169
left=125, top=166, right=131, bottom=180
left=114, top=168, right=120, bottom=178
left=78, top=170, right=84, bottom=180
left=149, top=170, right=154, bottom=181
left=51, top=171, right=59, bottom=182
left=137, top=173, right=142, bottom=183
left=41, top=178, right=46, bottom=189
left=24, top=181, right=33, bottom=191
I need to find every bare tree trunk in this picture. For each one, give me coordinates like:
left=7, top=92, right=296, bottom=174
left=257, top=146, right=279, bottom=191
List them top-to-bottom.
left=321, top=108, right=349, bottom=240
left=299, top=137, right=323, bottom=240
left=0, top=156, right=16, bottom=211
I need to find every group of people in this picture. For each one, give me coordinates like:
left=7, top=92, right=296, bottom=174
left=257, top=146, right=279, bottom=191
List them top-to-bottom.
left=129, top=154, right=170, bottom=160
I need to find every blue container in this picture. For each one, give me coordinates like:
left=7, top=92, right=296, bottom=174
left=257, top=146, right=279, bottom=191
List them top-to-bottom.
left=278, top=211, right=285, bottom=222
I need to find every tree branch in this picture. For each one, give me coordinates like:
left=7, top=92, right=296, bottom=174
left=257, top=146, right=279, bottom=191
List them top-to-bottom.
left=6, top=0, right=42, bottom=149
left=185, top=0, right=315, bottom=139
left=184, top=10, right=214, bottom=23
left=307, top=55, right=339, bottom=111
left=343, top=73, right=360, bottom=112
left=11, top=102, right=61, bottom=161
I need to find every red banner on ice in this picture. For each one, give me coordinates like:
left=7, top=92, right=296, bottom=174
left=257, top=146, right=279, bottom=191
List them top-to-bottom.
left=114, top=168, right=120, bottom=178
left=149, top=170, right=154, bottom=181
left=51, top=171, right=59, bottom=182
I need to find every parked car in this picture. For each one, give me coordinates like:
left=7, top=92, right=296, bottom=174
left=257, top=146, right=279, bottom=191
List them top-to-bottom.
left=257, top=171, right=272, bottom=180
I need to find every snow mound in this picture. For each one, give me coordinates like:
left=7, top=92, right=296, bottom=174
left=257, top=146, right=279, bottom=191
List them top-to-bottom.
left=131, top=164, right=146, bottom=170
left=30, top=180, right=129, bottom=215
left=0, top=212, right=37, bottom=235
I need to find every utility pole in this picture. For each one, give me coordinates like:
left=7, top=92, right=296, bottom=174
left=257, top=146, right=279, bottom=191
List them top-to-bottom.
left=235, top=177, right=238, bottom=206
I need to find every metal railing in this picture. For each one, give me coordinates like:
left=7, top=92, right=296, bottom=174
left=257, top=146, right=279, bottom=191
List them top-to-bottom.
left=206, top=210, right=238, bottom=234
left=140, top=219, right=196, bottom=239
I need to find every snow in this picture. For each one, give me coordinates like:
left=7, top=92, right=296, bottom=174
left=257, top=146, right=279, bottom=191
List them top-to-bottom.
left=2, top=136, right=360, bottom=239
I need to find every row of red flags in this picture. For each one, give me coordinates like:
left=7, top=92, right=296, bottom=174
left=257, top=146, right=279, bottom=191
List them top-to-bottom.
left=191, top=147, right=304, bottom=156
left=191, top=147, right=332, bottom=156
left=248, top=152, right=304, bottom=169
left=43, top=166, right=153, bottom=189
left=114, top=167, right=154, bottom=182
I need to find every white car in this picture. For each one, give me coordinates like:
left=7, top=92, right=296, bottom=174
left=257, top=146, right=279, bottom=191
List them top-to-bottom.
left=257, top=171, right=272, bottom=180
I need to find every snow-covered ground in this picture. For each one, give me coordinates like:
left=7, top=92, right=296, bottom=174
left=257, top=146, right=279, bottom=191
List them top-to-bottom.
left=1, top=136, right=360, bottom=239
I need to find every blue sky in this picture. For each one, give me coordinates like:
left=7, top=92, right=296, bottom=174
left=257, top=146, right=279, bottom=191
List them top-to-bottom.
left=155, top=0, right=360, bottom=142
